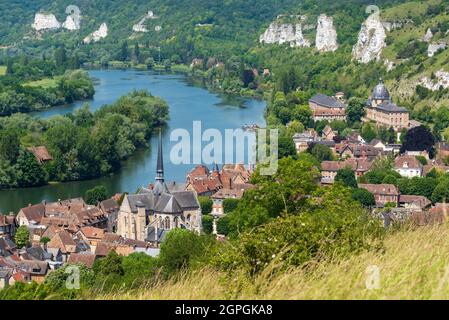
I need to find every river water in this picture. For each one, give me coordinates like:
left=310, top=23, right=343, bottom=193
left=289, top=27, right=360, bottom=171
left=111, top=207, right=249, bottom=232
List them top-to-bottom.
left=0, top=69, right=266, bottom=214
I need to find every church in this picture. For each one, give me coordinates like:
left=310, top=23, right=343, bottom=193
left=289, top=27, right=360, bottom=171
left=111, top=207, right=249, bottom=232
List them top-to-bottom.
left=363, top=79, right=410, bottom=131
left=117, top=132, right=202, bottom=244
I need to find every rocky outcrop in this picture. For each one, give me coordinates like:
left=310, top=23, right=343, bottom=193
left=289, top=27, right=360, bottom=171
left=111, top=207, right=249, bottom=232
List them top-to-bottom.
left=132, top=10, right=156, bottom=33
left=32, top=13, right=61, bottom=31
left=352, top=13, right=387, bottom=64
left=315, top=14, right=338, bottom=52
left=62, top=15, right=80, bottom=31
left=260, top=22, right=310, bottom=47
left=83, top=23, right=108, bottom=44
left=423, top=28, right=433, bottom=42
left=428, top=42, right=447, bottom=57
left=384, top=59, right=395, bottom=72
left=420, top=70, right=449, bottom=91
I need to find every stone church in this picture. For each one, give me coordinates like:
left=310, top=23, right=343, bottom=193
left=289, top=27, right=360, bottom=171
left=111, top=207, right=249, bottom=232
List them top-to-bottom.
left=363, top=79, right=410, bottom=131
left=117, top=132, right=202, bottom=243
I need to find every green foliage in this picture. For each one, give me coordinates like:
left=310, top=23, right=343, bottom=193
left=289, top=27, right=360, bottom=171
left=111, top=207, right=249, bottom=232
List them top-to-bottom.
left=347, top=97, right=366, bottom=124
left=360, top=122, right=378, bottom=143
left=400, top=126, right=435, bottom=158
left=309, top=144, right=334, bottom=162
left=335, top=167, right=358, bottom=188
left=431, top=179, right=449, bottom=203
left=84, top=185, right=108, bottom=205
left=216, top=185, right=384, bottom=276
left=351, top=188, right=376, bottom=208
left=198, top=196, right=213, bottom=215
left=223, top=198, right=240, bottom=214
left=202, top=215, right=214, bottom=235
left=216, top=215, right=230, bottom=235
left=14, top=225, right=30, bottom=249
left=159, top=229, right=216, bottom=276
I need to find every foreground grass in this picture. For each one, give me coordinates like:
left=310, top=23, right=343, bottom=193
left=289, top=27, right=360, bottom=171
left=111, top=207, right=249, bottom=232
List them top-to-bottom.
left=97, top=225, right=449, bottom=300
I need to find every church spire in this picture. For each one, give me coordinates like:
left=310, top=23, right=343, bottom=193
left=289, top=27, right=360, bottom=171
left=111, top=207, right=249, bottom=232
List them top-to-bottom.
left=156, top=129, right=164, bottom=182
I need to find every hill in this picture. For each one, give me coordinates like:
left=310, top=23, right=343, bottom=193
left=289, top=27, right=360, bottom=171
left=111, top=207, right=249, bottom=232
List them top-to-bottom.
left=96, top=224, right=449, bottom=300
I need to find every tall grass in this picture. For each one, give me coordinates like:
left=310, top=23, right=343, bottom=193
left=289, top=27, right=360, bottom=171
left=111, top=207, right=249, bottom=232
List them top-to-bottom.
left=96, top=225, right=449, bottom=300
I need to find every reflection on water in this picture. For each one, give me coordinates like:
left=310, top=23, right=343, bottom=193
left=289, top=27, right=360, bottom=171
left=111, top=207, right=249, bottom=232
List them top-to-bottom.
left=0, top=69, right=266, bottom=214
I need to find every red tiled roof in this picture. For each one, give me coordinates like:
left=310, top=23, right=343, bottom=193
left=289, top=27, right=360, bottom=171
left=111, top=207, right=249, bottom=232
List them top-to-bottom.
left=27, top=146, right=52, bottom=162
left=395, top=155, right=422, bottom=169
left=359, top=184, right=399, bottom=196
left=19, top=203, right=45, bottom=224
left=67, top=253, right=96, bottom=268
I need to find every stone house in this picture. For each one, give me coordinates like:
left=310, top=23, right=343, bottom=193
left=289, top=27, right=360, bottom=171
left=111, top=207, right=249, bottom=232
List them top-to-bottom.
left=363, top=79, right=410, bottom=131
left=309, top=93, right=347, bottom=122
left=322, top=125, right=337, bottom=141
left=394, top=155, right=423, bottom=178
left=359, top=184, right=400, bottom=207
left=0, top=214, right=17, bottom=239
left=47, top=230, right=78, bottom=262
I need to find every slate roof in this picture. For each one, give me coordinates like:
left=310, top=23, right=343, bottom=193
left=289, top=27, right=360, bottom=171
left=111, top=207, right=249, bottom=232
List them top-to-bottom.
left=372, top=80, right=390, bottom=100
left=309, top=93, right=346, bottom=109
left=376, top=101, right=408, bottom=113
left=172, top=191, right=200, bottom=210
left=127, top=193, right=155, bottom=213
left=154, top=193, right=183, bottom=214
left=100, top=199, right=119, bottom=213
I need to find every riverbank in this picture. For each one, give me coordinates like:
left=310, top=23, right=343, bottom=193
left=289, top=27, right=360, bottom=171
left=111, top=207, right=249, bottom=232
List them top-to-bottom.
left=0, top=69, right=266, bottom=214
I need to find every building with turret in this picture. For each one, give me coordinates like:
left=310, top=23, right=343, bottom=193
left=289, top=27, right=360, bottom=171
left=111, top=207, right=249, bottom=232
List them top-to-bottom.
left=363, top=79, right=410, bottom=131
left=117, top=132, right=202, bottom=244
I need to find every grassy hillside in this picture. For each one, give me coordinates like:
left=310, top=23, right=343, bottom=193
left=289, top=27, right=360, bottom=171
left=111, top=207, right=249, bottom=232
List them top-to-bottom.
left=95, top=224, right=449, bottom=300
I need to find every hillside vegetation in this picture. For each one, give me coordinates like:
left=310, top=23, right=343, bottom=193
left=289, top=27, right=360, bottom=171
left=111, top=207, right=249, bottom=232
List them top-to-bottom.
left=96, top=224, right=449, bottom=300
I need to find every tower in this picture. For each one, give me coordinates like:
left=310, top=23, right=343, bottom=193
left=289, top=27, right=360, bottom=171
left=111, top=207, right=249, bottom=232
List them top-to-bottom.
left=153, top=129, right=169, bottom=196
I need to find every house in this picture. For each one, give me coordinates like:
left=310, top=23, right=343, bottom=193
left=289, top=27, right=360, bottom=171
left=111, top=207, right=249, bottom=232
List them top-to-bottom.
left=363, top=79, right=410, bottom=131
left=309, top=93, right=347, bottom=122
left=322, top=125, right=337, bottom=141
left=293, top=130, right=319, bottom=153
left=117, top=133, right=202, bottom=243
left=370, top=139, right=386, bottom=151
left=338, top=143, right=380, bottom=160
left=27, top=146, right=52, bottom=164
left=394, top=155, right=423, bottom=178
left=321, top=158, right=372, bottom=184
left=423, top=164, right=449, bottom=176
left=359, top=184, right=399, bottom=207
left=211, top=188, right=245, bottom=216
left=398, top=195, right=431, bottom=211
left=99, top=199, right=119, bottom=233
left=16, top=203, right=45, bottom=227
left=0, top=214, right=17, bottom=238
left=76, top=226, right=105, bottom=252
left=47, top=230, right=78, bottom=261
left=0, top=238, right=16, bottom=257
left=67, top=253, right=96, bottom=268
left=0, top=269, right=11, bottom=289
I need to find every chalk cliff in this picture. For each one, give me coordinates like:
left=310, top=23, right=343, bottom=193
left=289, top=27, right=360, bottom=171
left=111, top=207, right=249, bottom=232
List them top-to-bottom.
left=32, top=13, right=61, bottom=31
left=352, top=13, right=387, bottom=63
left=315, top=14, right=338, bottom=52
left=260, top=22, right=310, bottom=47
left=83, top=23, right=108, bottom=44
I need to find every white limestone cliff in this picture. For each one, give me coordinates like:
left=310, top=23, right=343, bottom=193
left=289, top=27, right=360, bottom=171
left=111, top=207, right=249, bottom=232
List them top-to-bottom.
left=132, top=10, right=156, bottom=33
left=32, top=13, right=61, bottom=31
left=352, top=13, right=387, bottom=63
left=315, top=14, right=338, bottom=52
left=62, top=15, right=81, bottom=31
left=260, top=22, right=310, bottom=48
left=83, top=23, right=108, bottom=44
left=423, top=28, right=433, bottom=42
left=428, top=42, right=447, bottom=57
left=384, top=59, right=395, bottom=72
left=420, top=70, right=449, bottom=91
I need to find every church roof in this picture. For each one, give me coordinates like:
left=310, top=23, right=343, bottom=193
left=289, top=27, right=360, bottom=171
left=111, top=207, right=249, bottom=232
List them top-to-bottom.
left=372, top=79, right=391, bottom=101
left=376, top=101, right=408, bottom=113
left=172, top=191, right=200, bottom=210
left=127, top=193, right=155, bottom=213
left=154, top=193, right=183, bottom=214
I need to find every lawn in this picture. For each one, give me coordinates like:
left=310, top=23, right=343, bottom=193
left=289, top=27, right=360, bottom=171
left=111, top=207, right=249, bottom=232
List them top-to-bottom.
left=24, top=77, right=60, bottom=89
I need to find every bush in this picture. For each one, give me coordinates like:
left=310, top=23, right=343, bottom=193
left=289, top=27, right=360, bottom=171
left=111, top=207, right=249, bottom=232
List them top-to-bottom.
left=84, top=185, right=108, bottom=205
left=198, top=196, right=213, bottom=215
left=223, top=198, right=240, bottom=214
left=202, top=215, right=214, bottom=234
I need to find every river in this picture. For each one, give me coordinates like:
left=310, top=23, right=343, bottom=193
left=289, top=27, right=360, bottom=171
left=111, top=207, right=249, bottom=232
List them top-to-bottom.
left=0, top=69, right=266, bottom=214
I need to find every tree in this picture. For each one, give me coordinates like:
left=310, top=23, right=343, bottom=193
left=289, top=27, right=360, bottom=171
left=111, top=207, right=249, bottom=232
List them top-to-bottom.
left=120, top=41, right=129, bottom=61
left=54, top=46, right=67, bottom=70
left=347, top=97, right=366, bottom=123
left=293, top=104, right=312, bottom=127
left=361, top=122, right=377, bottom=143
left=400, top=126, right=435, bottom=158
left=0, top=129, right=20, bottom=163
left=278, top=132, right=297, bottom=158
left=309, top=144, right=334, bottom=162
left=15, top=150, right=47, bottom=187
left=335, top=167, right=358, bottom=188
left=431, top=179, right=449, bottom=203
left=84, top=185, right=108, bottom=205
left=352, top=188, right=376, bottom=208
left=198, top=196, right=213, bottom=215
left=223, top=198, right=240, bottom=214
left=202, top=215, right=214, bottom=234
left=216, top=216, right=230, bottom=235
left=15, top=225, right=30, bottom=249
left=159, top=229, right=213, bottom=275
left=93, top=250, right=124, bottom=277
